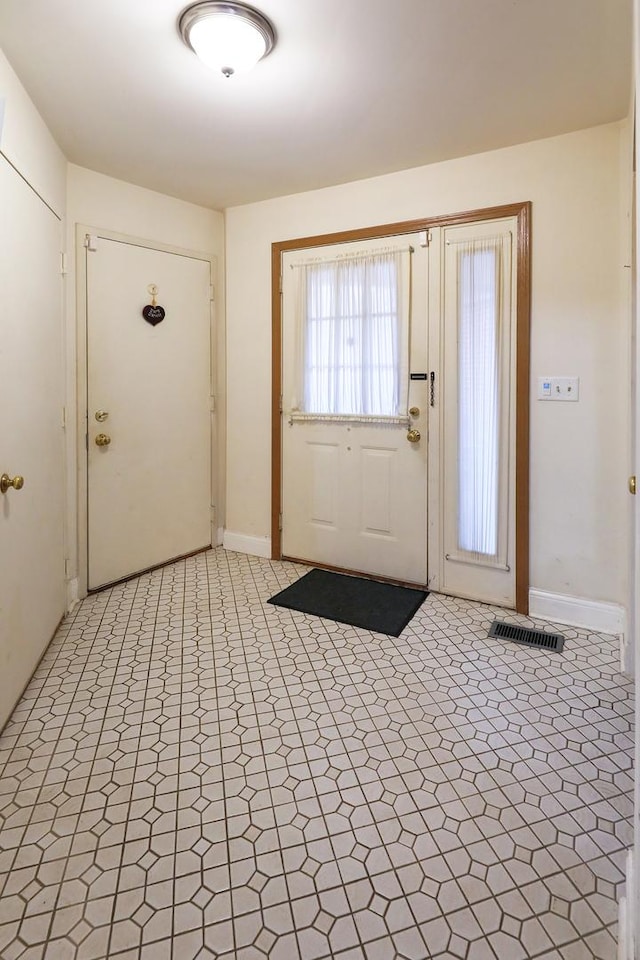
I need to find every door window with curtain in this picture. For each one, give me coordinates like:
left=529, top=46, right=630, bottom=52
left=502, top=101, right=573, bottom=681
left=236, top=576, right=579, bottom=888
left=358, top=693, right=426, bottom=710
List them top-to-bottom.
left=290, top=247, right=411, bottom=421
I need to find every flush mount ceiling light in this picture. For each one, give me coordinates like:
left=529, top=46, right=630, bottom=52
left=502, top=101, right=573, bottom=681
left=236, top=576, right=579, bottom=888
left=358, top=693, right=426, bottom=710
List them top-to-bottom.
left=179, top=1, right=275, bottom=77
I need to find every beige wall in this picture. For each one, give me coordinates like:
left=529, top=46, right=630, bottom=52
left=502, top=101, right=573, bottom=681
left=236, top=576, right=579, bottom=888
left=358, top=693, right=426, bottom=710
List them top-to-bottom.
left=0, top=49, right=66, bottom=215
left=225, top=122, right=629, bottom=609
left=67, top=164, right=224, bottom=253
left=65, top=165, right=225, bottom=596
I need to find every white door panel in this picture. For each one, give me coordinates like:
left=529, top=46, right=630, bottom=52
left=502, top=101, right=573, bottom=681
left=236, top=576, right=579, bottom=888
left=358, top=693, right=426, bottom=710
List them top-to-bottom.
left=0, top=158, right=65, bottom=728
left=86, top=239, right=212, bottom=589
left=283, top=422, right=427, bottom=582
left=308, top=442, right=340, bottom=526
left=361, top=446, right=393, bottom=535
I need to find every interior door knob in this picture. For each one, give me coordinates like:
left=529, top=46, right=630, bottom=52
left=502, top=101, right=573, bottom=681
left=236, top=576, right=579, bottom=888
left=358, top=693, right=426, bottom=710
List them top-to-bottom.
left=407, top=429, right=421, bottom=443
left=95, top=434, right=111, bottom=447
left=1, top=473, right=25, bottom=494
left=629, top=475, right=637, bottom=495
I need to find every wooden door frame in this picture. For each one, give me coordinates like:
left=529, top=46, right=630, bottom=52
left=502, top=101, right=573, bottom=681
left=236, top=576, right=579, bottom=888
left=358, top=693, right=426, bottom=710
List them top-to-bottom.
left=271, top=202, right=532, bottom=614
left=75, top=225, right=220, bottom=598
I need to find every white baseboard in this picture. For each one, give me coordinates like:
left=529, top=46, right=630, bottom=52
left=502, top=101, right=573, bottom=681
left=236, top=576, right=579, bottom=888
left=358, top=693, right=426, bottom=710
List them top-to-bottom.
left=223, top=531, right=272, bottom=559
left=65, top=578, right=79, bottom=615
left=528, top=588, right=626, bottom=636
left=619, top=633, right=635, bottom=676
left=617, top=850, right=635, bottom=960
left=618, top=895, right=628, bottom=960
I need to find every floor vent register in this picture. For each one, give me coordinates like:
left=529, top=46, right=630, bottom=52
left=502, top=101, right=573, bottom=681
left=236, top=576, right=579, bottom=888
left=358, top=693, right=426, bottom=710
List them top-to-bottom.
left=489, top=619, right=565, bottom=653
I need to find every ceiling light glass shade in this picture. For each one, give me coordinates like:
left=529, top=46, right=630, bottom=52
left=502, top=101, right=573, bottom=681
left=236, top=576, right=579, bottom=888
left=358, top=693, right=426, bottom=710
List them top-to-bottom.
left=179, top=1, right=275, bottom=77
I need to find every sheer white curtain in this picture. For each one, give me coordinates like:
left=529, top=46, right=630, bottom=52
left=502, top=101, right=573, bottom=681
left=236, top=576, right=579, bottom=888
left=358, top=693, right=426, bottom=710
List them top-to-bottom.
left=457, top=238, right=503, bottom=559
left=292, top=250, right=409, bottom=417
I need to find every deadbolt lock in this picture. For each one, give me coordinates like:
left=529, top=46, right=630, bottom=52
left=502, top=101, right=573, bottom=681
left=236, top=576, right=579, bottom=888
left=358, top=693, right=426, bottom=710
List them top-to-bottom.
left=409, top=406, right=420, bottom=418
left=95, top=410, right=109, bottom=422
left=407, top=429, right=421, bottom=444
left=95, top=433, right=111, bottom=447
left=1, top=473, right=24, bottom=494
left=629, top=475, right=637, bottom=496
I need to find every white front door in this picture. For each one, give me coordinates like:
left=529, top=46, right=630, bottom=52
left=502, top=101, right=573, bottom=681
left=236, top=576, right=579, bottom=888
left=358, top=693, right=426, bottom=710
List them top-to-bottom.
left=0, top=157, right=65, bottom=728
left=279, top=217, right=520, bottom=603
left=85, top=235, right=213, bottom=590
left=281, top=236, right=428, bottom=584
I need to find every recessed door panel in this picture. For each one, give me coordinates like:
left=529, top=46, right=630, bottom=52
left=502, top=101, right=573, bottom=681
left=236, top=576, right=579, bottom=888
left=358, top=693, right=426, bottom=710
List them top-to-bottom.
left=309, top=443, right=339, bottom=526
left=360, top=448, right=394, bottom=537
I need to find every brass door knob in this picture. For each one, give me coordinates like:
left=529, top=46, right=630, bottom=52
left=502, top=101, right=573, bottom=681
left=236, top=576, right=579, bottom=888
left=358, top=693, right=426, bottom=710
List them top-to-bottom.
left=407, top=429, right=421, bottom=443
left=95, top=433, right=112, bottom=447
left=1, top=473, right=25, bottom=494
left=629, top=475, right=637, bottom=495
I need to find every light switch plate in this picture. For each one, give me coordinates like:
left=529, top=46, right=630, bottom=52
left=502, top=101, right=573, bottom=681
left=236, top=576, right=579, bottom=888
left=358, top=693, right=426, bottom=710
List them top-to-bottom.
left=537, top=376, right=579, bottom=401
left=538, top=378, right=552, bottom=398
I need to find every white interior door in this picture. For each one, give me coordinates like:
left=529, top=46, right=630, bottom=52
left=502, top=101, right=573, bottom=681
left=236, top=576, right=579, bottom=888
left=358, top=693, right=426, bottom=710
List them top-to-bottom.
left=0, top=158, right=65, bottom=728
left=429, top=218, right=517, bottom=606
left=86, top=236, right=213, bottom=590
left=281, top=236, right=428, bottom=584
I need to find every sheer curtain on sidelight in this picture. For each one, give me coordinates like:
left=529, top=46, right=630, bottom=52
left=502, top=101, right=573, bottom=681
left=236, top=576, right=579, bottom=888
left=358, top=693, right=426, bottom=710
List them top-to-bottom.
left=457, top=237, right=505, bottom=563
left=292, top=249, right=410, bottom=418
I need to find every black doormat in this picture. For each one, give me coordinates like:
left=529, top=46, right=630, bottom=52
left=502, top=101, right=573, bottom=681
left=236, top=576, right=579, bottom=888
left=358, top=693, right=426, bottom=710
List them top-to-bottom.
left=268, top=568, right=428, bottom=637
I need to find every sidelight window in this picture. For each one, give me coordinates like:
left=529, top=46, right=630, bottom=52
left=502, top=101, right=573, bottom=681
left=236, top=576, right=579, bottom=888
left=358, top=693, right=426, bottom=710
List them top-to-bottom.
left=456, top=238, right=506, bottom=562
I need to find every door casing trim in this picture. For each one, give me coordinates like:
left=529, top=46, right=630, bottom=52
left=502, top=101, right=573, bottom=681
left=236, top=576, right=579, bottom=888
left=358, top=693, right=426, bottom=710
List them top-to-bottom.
left=271, top=202, right=531, bottom=614
left=75, top=225, right=220, bottom=599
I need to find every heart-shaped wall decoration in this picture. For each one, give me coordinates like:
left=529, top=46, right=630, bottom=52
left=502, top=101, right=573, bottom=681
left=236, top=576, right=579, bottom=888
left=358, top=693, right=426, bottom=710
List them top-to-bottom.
left=143, top=304, right=166, bottom=326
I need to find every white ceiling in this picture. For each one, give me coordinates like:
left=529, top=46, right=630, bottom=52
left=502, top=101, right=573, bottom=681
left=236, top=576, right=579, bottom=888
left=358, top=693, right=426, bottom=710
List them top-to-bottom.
left=0, top=0, right=631, bottom=210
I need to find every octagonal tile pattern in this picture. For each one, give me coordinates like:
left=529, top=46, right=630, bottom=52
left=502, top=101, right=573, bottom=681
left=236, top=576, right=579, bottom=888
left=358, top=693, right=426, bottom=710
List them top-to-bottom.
left=0, top=547, right=633, bottom=959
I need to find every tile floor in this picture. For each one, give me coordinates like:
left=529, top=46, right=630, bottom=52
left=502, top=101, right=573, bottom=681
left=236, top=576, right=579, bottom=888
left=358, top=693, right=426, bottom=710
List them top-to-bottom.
left=0, top=548, right=634, bottom=960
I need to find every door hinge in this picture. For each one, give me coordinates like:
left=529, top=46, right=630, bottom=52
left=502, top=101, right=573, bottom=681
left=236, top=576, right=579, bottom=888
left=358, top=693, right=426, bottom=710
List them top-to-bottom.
left=84, top=234, right=98, bottom=251
left=60, top=252, right=68, bottom=275
left=279, top=273, right=283, bottom=295
left=209, top=284, right=215, bottom=302
left=279, top=394, right=283, bottom=413
left=210, top=395, right=216, bottom=413
left=61, top=406, right=67, bottom=430
left=85, top=433, right=89, bottom=450
left=211, top=505, right=217, bottom=524
left=278, top=512, right=283, bottom=531
left=64, top=558, right=71, bottom=578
